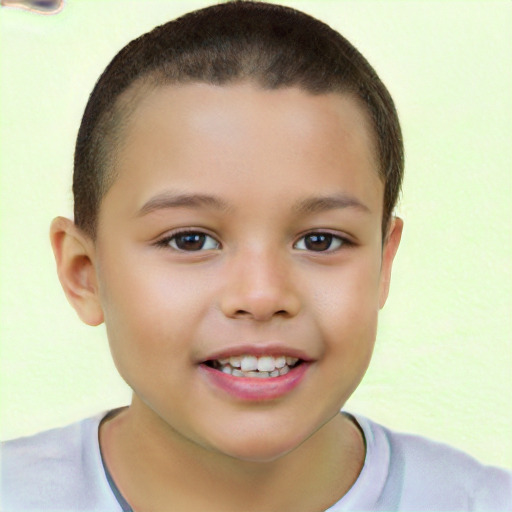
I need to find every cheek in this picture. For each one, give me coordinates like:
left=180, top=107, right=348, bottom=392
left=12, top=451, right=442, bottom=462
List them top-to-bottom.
left=310, top=253, right=382, bottom=323
left=309, top=255, right=381, bottom=370
left=98, top=258, right=211, bottom=374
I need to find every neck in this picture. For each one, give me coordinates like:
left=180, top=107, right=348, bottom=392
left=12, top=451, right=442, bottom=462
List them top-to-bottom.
left=99, top=397, right=365, bottom=512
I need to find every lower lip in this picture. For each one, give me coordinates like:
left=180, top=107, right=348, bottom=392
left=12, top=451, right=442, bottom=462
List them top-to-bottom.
left=198, top=362, right=311, bottom=401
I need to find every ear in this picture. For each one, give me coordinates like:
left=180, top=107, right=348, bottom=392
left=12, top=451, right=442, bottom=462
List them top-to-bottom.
left=378, top=216, right=403, bottom=309
left=49, top=217, right=104, bottom=326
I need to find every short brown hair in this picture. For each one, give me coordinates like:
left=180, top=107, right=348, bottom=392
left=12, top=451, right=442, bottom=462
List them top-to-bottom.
left=73, top=0, right=403, bottom=238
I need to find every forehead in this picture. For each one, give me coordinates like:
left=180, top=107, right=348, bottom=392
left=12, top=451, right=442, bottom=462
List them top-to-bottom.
left=101, top=82, right=382, bottom=224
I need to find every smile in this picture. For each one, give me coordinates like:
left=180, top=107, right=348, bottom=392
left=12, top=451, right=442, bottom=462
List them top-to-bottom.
left=199, top=354, right=311, bottom=401
left=205, top=354, right=300, bottom=378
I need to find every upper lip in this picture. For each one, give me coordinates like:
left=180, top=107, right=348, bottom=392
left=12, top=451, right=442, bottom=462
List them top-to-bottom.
left=199, top=343, right=314, bottom=363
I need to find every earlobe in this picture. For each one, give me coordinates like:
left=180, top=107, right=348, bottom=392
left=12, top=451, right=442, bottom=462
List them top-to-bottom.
left=378, top=216, right=403, bottom=309
left=49, top=217, right=104, bottom=326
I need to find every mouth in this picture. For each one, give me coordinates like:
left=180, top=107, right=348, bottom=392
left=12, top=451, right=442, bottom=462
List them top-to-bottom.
left=198, top=353, right=311, bottom=401
left=202, top=354, right=303, bottom=379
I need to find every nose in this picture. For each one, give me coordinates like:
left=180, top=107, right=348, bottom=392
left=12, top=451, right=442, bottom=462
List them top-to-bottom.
left=219, top=246, right=301, bottom=322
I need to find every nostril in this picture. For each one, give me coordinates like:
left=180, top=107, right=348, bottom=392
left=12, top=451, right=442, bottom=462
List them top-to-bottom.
left=220, top=287, right=301, bottom=321
left=233, top=309, right=290, bottom=321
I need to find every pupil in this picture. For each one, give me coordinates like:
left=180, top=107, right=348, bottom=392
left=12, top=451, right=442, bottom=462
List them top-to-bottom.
left=176, top=233, right=205, bottom=251
left=305, top=234, right=332, bottom=251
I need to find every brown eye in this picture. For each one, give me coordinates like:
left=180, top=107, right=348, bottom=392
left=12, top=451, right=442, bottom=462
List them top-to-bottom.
left=167, top=232, right=220, bottom=251
left=294, top=233, right=344, bottom=252
left=305, top=234, right=332, bottom=251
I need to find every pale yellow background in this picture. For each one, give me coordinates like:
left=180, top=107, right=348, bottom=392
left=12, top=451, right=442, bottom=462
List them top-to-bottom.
left=0, top=0, right=510, bottom=469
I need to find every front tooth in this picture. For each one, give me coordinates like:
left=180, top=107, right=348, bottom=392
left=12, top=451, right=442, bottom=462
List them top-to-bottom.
left=241, top=355, right=258, bottom=371
left=229, top=356, right=242, bottom=368
left=257, top=356, right=275, bottom=372
left=274, top=356, right=286, bottom=368
left=285, top=356, right=298, bottom=366
left=221, top=366, right=232, bottom=375
left=232, top=369, right=244, bottom=377
left=270, top=370, right=280, bottom=377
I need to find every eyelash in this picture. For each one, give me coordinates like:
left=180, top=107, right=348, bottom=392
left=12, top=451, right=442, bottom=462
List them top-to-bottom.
left=154, top=229, right=220, bottom=252
left=154, top=230, right=353, bottom=253
left=294, top=232, right=352, bottom=252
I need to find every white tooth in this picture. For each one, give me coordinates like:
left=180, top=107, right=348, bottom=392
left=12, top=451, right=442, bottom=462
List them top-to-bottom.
left=241, top=355, right=258, bottom=371
left=229, top=356, right=242, bottom=368
left=257, top=356, right=275, bottom=372
left=274, top=356, right=286, bottom=368
left=285, top=357, right=298, bottom=366
left=218, top=358, right=229, bottom=365
left=279, top=365, right=290, bottom=376
left=221, top=366, right=232, bottom=375
left=232, top=369, right=244, bottom=377
left=270, top=370, right=280, bottom=377
left=246, top=371, right=260, bottom=378
left=255, top=371, right=270, bottom=378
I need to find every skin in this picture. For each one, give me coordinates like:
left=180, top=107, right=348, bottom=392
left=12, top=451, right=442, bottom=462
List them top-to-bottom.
left=51, top=82, right=402, bottom=511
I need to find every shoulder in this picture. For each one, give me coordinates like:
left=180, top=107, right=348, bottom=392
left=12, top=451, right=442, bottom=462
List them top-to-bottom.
left=1, top=412, right=121, bottom=512
left=352, top=414, right=512, bottom=511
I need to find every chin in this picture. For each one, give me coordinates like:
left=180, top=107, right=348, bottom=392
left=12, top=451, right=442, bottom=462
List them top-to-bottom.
left=204, top=423, right=314, bottom=464
left=218, top=439, right=299, bottom=464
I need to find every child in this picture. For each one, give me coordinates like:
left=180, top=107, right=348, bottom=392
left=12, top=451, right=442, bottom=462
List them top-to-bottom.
left=2, top=1, right=511, bottom=510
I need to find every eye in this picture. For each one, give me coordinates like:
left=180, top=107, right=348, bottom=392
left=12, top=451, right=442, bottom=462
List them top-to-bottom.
left=158, top=231, right=220, bottom=252
left=293, top=232, right=347, bottom=252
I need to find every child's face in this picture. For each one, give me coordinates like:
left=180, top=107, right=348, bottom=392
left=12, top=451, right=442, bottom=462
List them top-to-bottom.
left=91, top=82, right=401, bottom=461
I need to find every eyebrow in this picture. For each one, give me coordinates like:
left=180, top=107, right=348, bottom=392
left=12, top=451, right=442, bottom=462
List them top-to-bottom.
left=136, top=191, right=371, bottom=217
left=137, top=192, right=231, bottom=217
left=292, top=194, right=371, bottom=215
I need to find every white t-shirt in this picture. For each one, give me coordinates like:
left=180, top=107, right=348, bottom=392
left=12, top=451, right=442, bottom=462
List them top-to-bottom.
left=1, top=409, right=511, bottom=511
